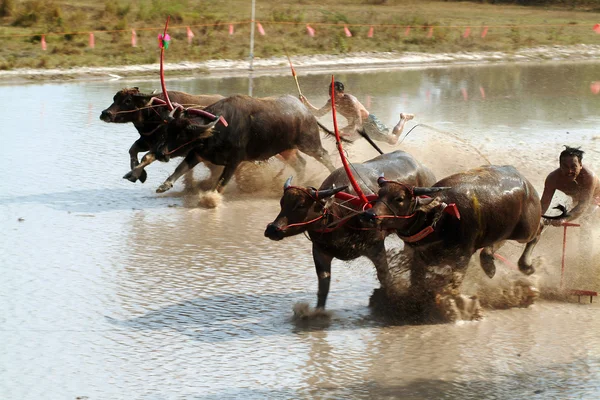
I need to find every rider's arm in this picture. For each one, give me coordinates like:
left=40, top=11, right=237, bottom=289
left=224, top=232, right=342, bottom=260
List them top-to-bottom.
left=300, top=95, right=331, bottom=118
left=540, top=173, right=557, bottom=215
left=566, top=173, right=596, bottom=221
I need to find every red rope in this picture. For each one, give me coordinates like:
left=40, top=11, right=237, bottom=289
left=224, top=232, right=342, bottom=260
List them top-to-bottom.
left=160, top=16, right=174, bottom=111
left=330, top=75, right=370, bottom=208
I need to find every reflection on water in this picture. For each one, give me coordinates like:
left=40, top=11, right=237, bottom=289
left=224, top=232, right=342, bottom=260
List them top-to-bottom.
left=1, top=62, right=600, bottom=399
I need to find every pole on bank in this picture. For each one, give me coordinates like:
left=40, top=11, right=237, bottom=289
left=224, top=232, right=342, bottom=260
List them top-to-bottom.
left=249, top=0, right=256, bottom=71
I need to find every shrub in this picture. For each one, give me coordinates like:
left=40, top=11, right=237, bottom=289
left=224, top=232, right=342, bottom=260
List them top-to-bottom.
left=0, top=0, right=14, bottom=17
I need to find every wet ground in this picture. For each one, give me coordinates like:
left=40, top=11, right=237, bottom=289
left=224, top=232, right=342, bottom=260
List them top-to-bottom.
left=1, top=61, right=600, bottom=399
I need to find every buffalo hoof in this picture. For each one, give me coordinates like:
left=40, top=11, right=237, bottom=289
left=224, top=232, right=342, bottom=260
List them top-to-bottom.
left=139, top=170, right=148, bottom=183
left=123, top=171, right=138, bottom=183
left=156, top=182, right=173, bottom=193
left=481, top=263, right=496, bottom=279
left=518, top=264, right=535, bottom=276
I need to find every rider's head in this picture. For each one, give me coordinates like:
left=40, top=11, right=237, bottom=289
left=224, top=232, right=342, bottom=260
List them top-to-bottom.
left=328, top=81, right=345, bottom=98
left=559, top=146, right=584, bottom=180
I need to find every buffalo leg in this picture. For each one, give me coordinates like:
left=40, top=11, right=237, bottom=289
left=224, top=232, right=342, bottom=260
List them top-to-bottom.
left=128, top=139, right=150, bottom=183
left=300, top=146, right=336, bottom=173
left=277, top=149, right=307, bottom=181
left=156, top=151, right=203, bottom=193
left=124, top=152, right=156, bottom=182
left=212, top=159, right=242, bottom=193
left=196, top=161, right=224, bottom=191
left=518, top=230, right=541, bottom=275
left=479, top=241, right=505, bottom=279
left=365, top=242, right=391, bottom=289
left=313, top=244, right=333, bottom=309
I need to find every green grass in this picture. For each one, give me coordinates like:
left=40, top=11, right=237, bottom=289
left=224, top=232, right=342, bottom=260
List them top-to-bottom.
left=0, top=0, right=598, bottom=70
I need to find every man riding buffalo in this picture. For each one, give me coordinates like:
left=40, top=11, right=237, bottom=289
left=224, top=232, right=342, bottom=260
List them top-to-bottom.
left=300, top=80, right=415, bottom=145
left=123, top=94, right=336, bottom=195
left=264, top=150, right=436, bottom=310
left=363, top=165, right=543, bottom=295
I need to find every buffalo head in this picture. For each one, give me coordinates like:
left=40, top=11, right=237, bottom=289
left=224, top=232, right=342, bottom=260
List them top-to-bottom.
left=100, top=87, right=157, bottom=123
left=150, top=107, right=219, bottom=159
left=264, top=177, right=348, bottom=240
left=362, top=177, right=449, bottom=229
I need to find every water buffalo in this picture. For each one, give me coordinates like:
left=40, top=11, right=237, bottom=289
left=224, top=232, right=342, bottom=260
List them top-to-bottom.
left=100, top=87, right=224, bottom=185
left=125, top=94, right=336, bottom=194
left=264, top=150, right=437, bottom=310
left=364, top=165, right=543, bottom=293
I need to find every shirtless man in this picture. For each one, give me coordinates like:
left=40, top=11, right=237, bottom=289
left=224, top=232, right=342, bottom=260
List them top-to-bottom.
left=299, top=81, right=414, bottom=145
left=541, top=146, right=600, bottom=226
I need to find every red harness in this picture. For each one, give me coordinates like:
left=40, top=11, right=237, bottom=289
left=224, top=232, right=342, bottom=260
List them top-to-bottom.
left=278, top=185, right=461, bottom=239
left=278, top=186, right=356, bottom=233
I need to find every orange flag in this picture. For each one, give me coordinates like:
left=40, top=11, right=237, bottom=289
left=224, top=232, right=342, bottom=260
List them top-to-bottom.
left=257, top=22, right=265, bottom=36
left=229, top=24, right=234, bottom=35
left=306, top=24, right=315, bottom=37
left=594, top=24, right=600, bottom=34
left=344, top=25, right=352, bottom=37
left=367, top=26, right=374, bottom=38
left=404, top=26, right=411, bottom=36
left=481, top=26, right=489, bottom=38
left=186, top=27, right=194, bottom=44
left=427, top=27, right=434, bottom=38
left=462, top=27, right=471, bottom=38
left=131, top=29, right=137, bottom=47
left=89, top=32, right=95, bottom=48
left=41, top=34, right=47, bottom=51
left=591, top=81, right=600, bottom=95
left=479, top=86, right=486, bottom=99
left=461, top=88, right=468, bottom=101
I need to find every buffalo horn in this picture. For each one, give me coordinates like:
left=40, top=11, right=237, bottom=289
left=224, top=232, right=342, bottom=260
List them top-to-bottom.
left=132, top=91, right=154, bottom=100
left=186, top=115, right=220, bottom=132
left=377, top=175, right=386, bottom=186
left=283, top=176, right=293, bottom=190
left=313, top=185, right=349, bottom=200
left=413, top=186, right=451, bottom=196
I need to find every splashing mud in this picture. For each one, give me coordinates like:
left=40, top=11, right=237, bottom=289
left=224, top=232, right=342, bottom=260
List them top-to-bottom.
left=198, top=191, right=223, bottom=208
left=369, top=247, right=486, bottom=324
left=292, top=302, right=333, bottom=321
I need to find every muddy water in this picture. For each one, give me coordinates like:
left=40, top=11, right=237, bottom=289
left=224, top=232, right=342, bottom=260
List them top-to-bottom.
left=2, top=61, right=600, bottom=399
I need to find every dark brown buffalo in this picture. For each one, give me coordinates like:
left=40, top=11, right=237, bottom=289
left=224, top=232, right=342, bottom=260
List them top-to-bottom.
left=100, top=88, right=224, bottom=185
left=125, top=94, right=336, bottom=194
left=264, top=150, right=437, bottom=310
left=364, top=165, right=543, bottom=292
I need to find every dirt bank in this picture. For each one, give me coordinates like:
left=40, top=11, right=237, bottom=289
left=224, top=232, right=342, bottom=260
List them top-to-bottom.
left=2, top=44, right=599, bottom=85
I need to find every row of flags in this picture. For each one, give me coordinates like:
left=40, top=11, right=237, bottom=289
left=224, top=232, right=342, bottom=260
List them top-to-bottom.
left=38, top=23, right=600, bottom=50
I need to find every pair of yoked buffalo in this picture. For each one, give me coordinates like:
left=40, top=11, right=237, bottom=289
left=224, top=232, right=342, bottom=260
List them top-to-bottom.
left=100, top=88, right=335, bottom=195
left=265, top=151, right=545, bottom=311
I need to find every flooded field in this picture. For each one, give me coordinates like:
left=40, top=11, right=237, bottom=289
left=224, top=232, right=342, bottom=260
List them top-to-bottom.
left=1, top=61, right=600, bottom=399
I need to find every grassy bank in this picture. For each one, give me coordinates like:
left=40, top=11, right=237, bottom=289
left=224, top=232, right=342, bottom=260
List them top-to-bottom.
left=0, top=0, right=599, bottom=70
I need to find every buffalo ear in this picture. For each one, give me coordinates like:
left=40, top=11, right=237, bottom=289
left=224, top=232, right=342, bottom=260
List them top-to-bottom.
left=132, top=89, right=154, bottom=101
left=413, top=186, right=450, bottom=196
left=415, top=196, right=443, bottom=213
